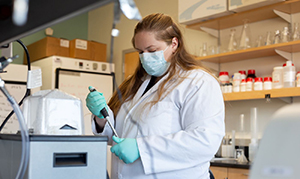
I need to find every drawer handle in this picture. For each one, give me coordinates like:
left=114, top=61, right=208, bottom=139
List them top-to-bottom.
left=243, top=173, right=249, bottom=176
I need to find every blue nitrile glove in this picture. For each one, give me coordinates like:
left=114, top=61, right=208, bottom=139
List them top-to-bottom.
left=86, top=86, right=107, bottom=118
left=110, top=136, right=140, bottom=164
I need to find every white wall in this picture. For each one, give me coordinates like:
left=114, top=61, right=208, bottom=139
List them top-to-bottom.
left=88, top=1, right=300, bottom=142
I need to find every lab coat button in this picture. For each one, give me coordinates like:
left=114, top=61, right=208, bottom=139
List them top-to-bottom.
left=118, top=173, right=123, bottom=178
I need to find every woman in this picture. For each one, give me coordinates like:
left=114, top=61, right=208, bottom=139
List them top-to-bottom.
left=86, top=13, right=225, bottom=179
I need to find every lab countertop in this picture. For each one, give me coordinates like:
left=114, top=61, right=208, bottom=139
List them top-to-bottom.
left=210, top=158, right=251, bottom=169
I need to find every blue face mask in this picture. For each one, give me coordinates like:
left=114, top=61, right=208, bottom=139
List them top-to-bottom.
left=139, top=46, right=170, bottom=77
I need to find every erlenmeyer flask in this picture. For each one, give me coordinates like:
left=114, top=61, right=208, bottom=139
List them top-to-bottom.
left=239, top=20, right=252, bottom=50
left=292, top=22, right=300, bottom=41
left=228, top=29, right=238, bottom=52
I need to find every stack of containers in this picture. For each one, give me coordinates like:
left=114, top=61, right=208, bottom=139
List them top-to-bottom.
left=218, top=62, right=299, bottom=94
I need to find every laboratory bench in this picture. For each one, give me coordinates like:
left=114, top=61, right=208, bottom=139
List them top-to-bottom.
left=210, top=159, right=251, bottom=179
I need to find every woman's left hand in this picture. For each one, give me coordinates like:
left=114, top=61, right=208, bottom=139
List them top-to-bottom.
left=111, top=136, right=140, bottom=164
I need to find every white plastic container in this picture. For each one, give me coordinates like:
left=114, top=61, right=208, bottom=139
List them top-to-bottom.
left=283, top=61, right=296, bottom=88
left=272, top=66, right=283, bottom=89
left=239, top=70, right=247, bottom=80
left=219, top=71, right=229, bottom=85
left=233, top=72, right=241, bottom=92
left=297, top=72, right=300, bottom=87
left=254, top=77, right=263, bottom=91
left=263, top=77, right=272, bottom=90
left=246, top=78, right=253, bottom=91
left=240, top=79, right=246, bottom=92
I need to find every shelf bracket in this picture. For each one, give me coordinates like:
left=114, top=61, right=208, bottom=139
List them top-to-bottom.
left=273, top=9, right=291, bottom=23
left=200, top=27, right=219, bottom=38
left=275, top=49, right=291, bottom=61
left=278, top=97, right=293, bottom=104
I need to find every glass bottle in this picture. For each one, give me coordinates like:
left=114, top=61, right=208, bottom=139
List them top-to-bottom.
left=239, top=19, right=252, bottom=50
left=292, top=22, right=300, bottom=41
left=281, top=27, right=289, bottom=43
left=228, top=29, right=238, bottom=52
left=273, top=30, right=281, bottom=44
left=265, top=31, right=272, bottom=45
left=202, top=42, right=208, bottom=57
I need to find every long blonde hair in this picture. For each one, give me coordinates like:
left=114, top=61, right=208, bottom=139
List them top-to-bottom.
left=108, top=13, right=214, bottom=117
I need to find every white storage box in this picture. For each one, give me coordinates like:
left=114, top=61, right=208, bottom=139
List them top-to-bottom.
left=178, top=0, right=232, bottom=25
left=229, top=0, right=285, bottom=12
left=22, top=89, right=84, bottom=135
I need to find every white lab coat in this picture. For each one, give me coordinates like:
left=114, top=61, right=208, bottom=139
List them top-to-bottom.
left=92, top=69, right=225, bottom=179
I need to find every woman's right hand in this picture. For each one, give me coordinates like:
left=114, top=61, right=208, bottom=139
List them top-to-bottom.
left=86, top=87, right=107, bottom=119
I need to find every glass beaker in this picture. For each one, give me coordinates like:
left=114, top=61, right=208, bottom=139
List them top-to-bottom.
left=239, top=19, right=252, bottom=50
left=292, top=22, right=300, bottom=41
left=281, top=27, right=289, bottom=43
left=228, top=29, right=238, bottom=52
left=265, top=31, right=272, bottom=45
left=255, top=35, right=263, bottom=47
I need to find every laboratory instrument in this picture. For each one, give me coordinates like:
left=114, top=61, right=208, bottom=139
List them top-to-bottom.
left=31, top=56, right=114, bottom=135
left=89, top=86, right=119, bottom=138
left=22, top=89, right=84, bottom=135
left=0, top=134, right=108, bottom=179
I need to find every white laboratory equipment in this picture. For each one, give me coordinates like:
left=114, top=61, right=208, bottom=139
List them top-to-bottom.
left=31, top=56, right=114, bottom=135
left=22, top=89, right=84, bottom=135
left=249, top=103, right=300, bottom=179
left=0, top=134, right=108, bottom=179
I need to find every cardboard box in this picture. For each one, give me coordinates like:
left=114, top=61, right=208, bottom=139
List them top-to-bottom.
left=178, top=0, right=232, bottom=25
left=229, top=0, right=285, bottom=12
left=24, top=36, right=69, bottom=64
left=69, top=39, right=90, bottom=60
left=70, top=39, right=106, bottom=62
left=90, top=41, right=106, bottom=62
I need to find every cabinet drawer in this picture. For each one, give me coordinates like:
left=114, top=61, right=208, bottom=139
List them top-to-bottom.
left=210, top=166, right=227, bottom=179
left=228, top=168, right=249, bottom=179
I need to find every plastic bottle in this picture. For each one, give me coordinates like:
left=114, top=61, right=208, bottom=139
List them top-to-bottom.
left=283, top=61, right=296, bottom=88
left=272, top=66, right=283, bottom=89
left=247, top=69, right=256, bottom=82
left=239, top=70, right=246, bottom=80
left=219, top=71, right=229, bottom=85
left=233, top=72, right=241, bottom=92
left=297, top=72, right=300, bottom=87
left=254, top=77, right=263, bottom=91
left=263, top=77, right=272, bottom=90
left=246, top=78, right=253, bottom=91
left=240, top=79, right=246, bottom=92
left=228, top=83, right=233, bottom=93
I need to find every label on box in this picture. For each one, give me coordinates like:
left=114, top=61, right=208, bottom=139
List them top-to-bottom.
left=60, top=39, right=69, bottom=48
left=75, top=39, right=87, bottom=50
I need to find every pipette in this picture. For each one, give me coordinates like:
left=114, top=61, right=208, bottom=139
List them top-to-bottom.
left=89, top=86, right=119, bottom=138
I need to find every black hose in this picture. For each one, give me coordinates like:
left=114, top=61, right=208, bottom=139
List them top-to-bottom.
left=0, top=40, right=31, bottom=132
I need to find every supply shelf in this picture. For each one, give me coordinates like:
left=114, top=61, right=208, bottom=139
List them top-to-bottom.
left=186, top=0, right=300, bottom=31
left=195, top=40, right=300, bottom=63
left=223, top=87, right=300, bottom=101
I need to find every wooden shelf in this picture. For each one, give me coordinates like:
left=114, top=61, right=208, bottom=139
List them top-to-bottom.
left=186, top=0, right=300, bottom=31
left=196, top=40, right=300, bottom=63
left=223, top=87, right=300, bottom=101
